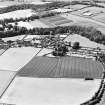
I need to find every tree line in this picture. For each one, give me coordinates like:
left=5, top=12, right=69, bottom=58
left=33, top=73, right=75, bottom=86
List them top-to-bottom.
left=0, top=11, right=60, bottom=24
left=0, top=25, right=105, bottom=45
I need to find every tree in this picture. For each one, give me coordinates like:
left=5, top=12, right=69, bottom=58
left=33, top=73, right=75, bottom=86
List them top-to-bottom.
left=52, top=42, right=68, bottom=56
left=72, top=42, right=80, bottom=49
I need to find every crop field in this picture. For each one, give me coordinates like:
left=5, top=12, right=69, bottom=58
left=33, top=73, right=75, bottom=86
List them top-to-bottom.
left=40, top=15, right=73, bottom=27
left=0, top=47, right=41, bottom=71
left=18, top=56, right=103, bottom=78
left=0, top=70, right=16, bottom=97
left=0, top=77, right=100, bottom=105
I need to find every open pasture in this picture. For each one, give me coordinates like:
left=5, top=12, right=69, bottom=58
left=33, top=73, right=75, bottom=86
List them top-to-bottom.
left=0, top=47, right=41, bottom=71
left=18, top=56, right=103, bottom=78
left=0, top=77, right=100, bottom=105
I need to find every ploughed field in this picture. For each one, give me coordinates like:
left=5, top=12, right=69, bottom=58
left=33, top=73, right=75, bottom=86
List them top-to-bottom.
left=18, top=56, right=103, bottom=78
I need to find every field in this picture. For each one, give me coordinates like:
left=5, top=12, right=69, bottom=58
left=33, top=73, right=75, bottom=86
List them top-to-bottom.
left=0, top=9, right=36, bottom=19
left=61, top=13, right=105, bottom=34
left=40, top=15, right=73, bottom=27
left=29, top=20, right=49, bottom=28
left=17, top=21, right=33, bottom=29
left=64, top=34, right=105, bottom=49
left=2, top=35, right=25, bottom=42
left=24, top=35, right=41, bottom=40
left=0, top=47, right=41, bottom=71
left=18, top=56, right=103, bottom=78
left=0, top=71, right=16, bottom=97
left=0, top=77, right=101, bottom=105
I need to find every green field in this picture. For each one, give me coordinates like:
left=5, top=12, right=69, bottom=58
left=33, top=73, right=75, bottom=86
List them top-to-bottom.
left=18, top=56, right=103, bottom=78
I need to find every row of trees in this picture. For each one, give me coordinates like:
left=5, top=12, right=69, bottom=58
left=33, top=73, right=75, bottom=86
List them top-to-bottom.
left=0, top=2, right=70, bottom=14
left=0, top=25, right=105, bottom=45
